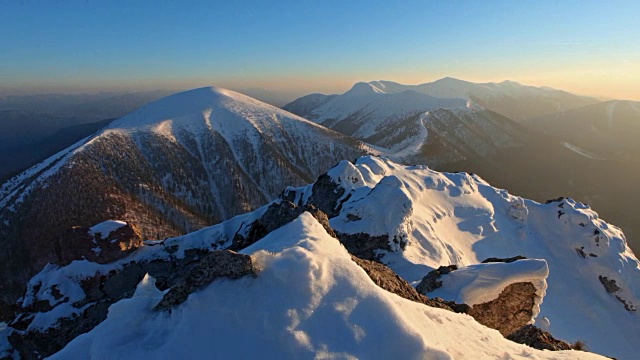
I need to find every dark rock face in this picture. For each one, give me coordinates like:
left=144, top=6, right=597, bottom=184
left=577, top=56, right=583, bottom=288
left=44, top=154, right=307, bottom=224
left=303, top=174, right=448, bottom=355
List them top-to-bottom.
left=308, top=173, right=346, bottom=217
left=231, top=201, right=335, bottom=251
left=54, top=222, right=144, bottom=266
left=335, top=232, right=392, bottom=261
left=7, top=247, right=254, bottom=360
left=155, top=250, right=255, bottom=311
left=350, top=255, right=469, bottom=313
left=481, top=255, right=527, bottom=264
left=416, top=265, right=458, bottom=294
left=598, top=275, right=636, bottom=311
left=599, top=275, right=621, bottom=293
left=468, top=282, right=538, bottom=336
left=9, top=300, right=112, bottom=360
left=507, top=324, right=572, bottom=351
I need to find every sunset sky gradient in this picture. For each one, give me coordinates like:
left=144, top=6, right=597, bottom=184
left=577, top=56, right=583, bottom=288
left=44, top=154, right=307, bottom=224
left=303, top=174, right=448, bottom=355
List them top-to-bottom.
left=1, top=0, right=639, bottom=100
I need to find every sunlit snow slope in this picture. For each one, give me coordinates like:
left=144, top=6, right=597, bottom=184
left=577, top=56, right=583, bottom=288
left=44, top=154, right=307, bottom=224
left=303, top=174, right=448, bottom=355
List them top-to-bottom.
left=10, top=156, right=638, bottom=360
left=285, top=156, right=640, bottom=359
left=49, top=213, right=604, bottom=360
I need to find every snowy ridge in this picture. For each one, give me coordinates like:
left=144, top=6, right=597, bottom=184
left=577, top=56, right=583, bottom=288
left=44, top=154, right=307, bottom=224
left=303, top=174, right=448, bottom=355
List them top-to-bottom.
left=285, top=78, right=598, bottom=123
left=284, top=82, right=529, bottom=165
left=306, top=86, right=468, bottom=140
left=5, top=156, right=638, bottom=358
left=295, top=156, right=640, bottom=359
left=49, top=214, right=603, bottom=360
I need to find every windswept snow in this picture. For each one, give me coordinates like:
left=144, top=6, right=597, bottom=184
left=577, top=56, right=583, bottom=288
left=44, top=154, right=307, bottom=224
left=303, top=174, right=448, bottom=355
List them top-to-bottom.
left=50, top=213, right=603, bottom=360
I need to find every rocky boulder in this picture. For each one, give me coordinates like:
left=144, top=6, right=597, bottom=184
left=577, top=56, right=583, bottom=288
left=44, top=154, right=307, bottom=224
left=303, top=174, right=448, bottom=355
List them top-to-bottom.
left=53, top=220, right=143, bottom=266
left=7, top=248, right=255, bottom=360
left=155, top=250, right=255, bottom=310
left=350, top=255, right=469, bottom=313
left=416, top=265, right=458, bottom=294
left=468, top=282, right=538, bottom=336
left=507, top=324, right=573, bottom=351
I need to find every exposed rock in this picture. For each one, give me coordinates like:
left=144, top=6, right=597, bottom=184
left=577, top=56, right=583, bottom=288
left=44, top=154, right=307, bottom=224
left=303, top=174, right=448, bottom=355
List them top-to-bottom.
left=308, top=173, right=346, bottom=217
left=545, top=197, right=565, bottom=204
left=230, top=201, right=334, bottom=250
left=53, top=221, right=143, bottom=266
left=335, top=232, right=393, bottom=261
left=8, top=247, right=254, bottom=359
left=155, top=250, right=256, bottom=311
left=350, top=255, right=469, bottom=313
left=481, top=255, right=527, bottom=264
left=415, top=265, right=458, bottom=294
left=598, top=275, right=636, bottom=311
left=599, top=275, right=621, bottom=293
left=468, top=282, right=538, bottom=336
left=615, top=295, right=637, bottom=312
left=9, top=300, right=111, bottom=360
left=507, top=324, right=573, bottom=351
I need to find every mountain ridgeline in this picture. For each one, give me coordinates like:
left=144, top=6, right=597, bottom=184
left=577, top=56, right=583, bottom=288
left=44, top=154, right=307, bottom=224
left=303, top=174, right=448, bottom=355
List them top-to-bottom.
left=283, top=79, right=640, bottom=254
left=0, top=87, right=369, bottom=308
left=4, top=157, right=638, bottom=359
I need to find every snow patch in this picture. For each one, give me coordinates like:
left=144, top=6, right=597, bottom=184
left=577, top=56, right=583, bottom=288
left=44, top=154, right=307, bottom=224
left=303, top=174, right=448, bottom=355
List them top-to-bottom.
left=88, top=220, right=127, bottom=238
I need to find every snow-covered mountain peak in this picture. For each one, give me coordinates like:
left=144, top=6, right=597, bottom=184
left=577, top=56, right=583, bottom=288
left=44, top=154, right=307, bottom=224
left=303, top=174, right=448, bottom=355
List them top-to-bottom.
left=343, top=81, right=387, bottom=96
left=105, top=86, right=325, bottom=137
left=0, top=87, right=370, bottom=316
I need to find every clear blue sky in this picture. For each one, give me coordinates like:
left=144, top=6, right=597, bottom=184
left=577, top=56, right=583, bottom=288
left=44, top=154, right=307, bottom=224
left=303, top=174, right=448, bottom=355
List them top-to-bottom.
left=1, top=0, right=639, bottom=99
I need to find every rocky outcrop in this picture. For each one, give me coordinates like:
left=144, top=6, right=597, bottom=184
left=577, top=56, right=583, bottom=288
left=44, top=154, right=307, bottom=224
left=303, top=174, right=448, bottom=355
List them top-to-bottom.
left=307, top=173, right=347, bottom=217
left=231, top=201, right=335, bottom=251
left=53, top=221, right=143, bottom=266
left=335, top=232, right=393, bottom=261
left=7, top=248, right=255, bottom=360
left=155, top=250, right=255, bottom=310
left=350, top=255, right=469, bottom=313
left=415, top=265, right=458, bottom=294
left=599, top=275, right=637, bottom=311
left=599, top=275, right=621, bottom=293
left=468, top=282, right=538, bottom=336
left=507, top=324, right=573, bottom=351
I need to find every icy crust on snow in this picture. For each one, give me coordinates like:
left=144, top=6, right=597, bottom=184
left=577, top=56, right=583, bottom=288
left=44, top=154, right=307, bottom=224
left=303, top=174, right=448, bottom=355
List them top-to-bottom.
left=317, top=156, right=640, bottom=360
left=51, top=213, right=603, bottom=360
left=88, top=220, right=127, bottom=238
left=429, top=260, right=549, bottom=319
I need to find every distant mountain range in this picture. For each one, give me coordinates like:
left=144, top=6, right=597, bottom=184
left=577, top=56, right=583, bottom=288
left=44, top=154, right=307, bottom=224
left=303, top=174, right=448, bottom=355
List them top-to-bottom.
left=284, top=77, right=599, bottom=122
left=284, top=79, right=640, bottom=255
